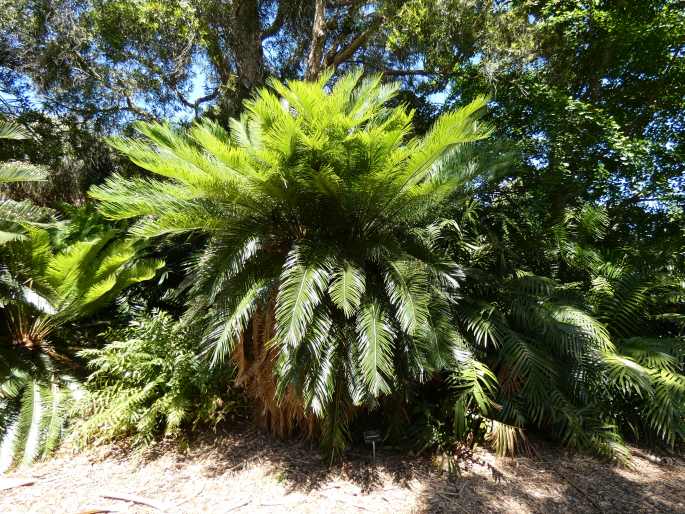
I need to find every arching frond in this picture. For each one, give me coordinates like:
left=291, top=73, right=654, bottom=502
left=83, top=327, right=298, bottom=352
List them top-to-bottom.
left=0, top=121, right=30, bottom=140
left=0, top=162, right=48, bottom=183
left=275, top=248, right=331, bottom=349
left=328, top=262, right=365, bottom=318
left=355, top=302, right=395, bottom=397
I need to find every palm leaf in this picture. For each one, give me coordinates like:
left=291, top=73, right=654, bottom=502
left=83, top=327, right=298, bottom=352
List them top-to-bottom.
left=275, top=248, right=331, bottom=348
left=328, top=261, right=365, bottom=318
left=355, top=301, right=395, bottom=397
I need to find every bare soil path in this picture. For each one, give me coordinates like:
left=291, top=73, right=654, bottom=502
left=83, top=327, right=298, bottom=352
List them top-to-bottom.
left=2, top=427, right=684, bottom=513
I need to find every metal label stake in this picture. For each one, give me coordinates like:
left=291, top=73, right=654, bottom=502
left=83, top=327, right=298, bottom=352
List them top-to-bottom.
left=363, top=430, right=382, bottom=465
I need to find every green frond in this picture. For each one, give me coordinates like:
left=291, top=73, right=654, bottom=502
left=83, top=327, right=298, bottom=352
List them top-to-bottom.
left=399, top=96, right=492, bottom=190
left=0, top=121, right=30, bottom=140
left=0, top=162, right=48, bottom=183
left=0, top=198, right=54, bottom=235
left=0, top=228, right=26, bottom=245
left=275, top=248, right=331, bottom=349
left=384, top=260, right=430, bottom=335
left=328, top=261, right=366, bottom=318
left=203, top=279, right=267, bottom=367
left=355, top=301, right=395, bottom=397
left=460, top=302, right=503, bottom=348
left=551, top=305, right=612, bottom=351
left=73, top=312, right=235, bottom=448
left=302, top=320, right=337, bottom=416
left=621, top=337, right=681, bottom=371
left=450, top=349, right=498, bottom=413
left=601, top=351, right=653, bottom=396
left=645, top=369, right=685, bottom=446
left=0, top=375, right=76, bottom=472
left=485, top=419, right=527, bottom=457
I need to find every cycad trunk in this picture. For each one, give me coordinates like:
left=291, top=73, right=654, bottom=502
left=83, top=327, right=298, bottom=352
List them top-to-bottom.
left=233, top=299, right=317, bottom=438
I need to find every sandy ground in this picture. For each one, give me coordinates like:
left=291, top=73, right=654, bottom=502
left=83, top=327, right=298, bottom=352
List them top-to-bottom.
left=1, top=427, right=684, bottom=513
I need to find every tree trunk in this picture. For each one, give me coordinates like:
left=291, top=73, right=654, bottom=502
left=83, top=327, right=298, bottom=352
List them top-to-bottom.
left=197, top=0, right=265, bottom=118
left=227, top=0, right=264, bottom=99
left=304, top=0, right=327, bottom=80
left=233, top=298, right=317, bottom=439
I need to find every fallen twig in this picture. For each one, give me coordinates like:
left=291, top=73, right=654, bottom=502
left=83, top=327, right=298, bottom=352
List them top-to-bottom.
left=0, top=478, right=34, bottom=491
left=102, top=493, right=171, bottom=512
left=226, top=500, right=251, bottom=511
left=75, top=507, right=121, bottom=514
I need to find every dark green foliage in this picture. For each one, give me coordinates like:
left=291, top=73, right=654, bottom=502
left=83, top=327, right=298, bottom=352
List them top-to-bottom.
left=1, top=0, right=683, bottom=467
left=89, top=70, right=685, bottom=461
left=0, top=120, right=53, bottom=245
left=433, top=198, right=685, bottom=460
left=0, top=221, right=164, bottom=468
left=73, top=311, right=239, bottom=447
left=0, top=354, right=79, bottom=472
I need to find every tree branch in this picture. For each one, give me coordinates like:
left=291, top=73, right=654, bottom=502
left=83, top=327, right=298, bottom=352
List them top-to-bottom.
left=261, top=2, right=286, bottom=40
left=325, top=16, right=384, bottom=68
left=380, top=68, right=438, bottom=77
left=177, top=87, right=220, bottom=116
left=125, top=96, right=153, bottom=120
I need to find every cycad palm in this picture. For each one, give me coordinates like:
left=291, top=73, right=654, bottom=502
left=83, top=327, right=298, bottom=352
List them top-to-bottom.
left=91, top=70, right=493, bottom=454
left=0, top=121, right=52, bottom=245
left=448, top=200, right=684, bottom=460
left=0, top=227, right=164, bottom=470
left=590, top=264, right=685, bottom=446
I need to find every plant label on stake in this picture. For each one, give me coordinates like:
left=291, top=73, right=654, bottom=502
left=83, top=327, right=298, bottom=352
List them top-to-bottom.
left=363, top=430, right=382, bottom=465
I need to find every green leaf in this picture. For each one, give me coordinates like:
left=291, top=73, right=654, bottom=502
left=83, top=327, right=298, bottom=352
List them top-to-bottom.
left=0, top=121, right=30, bottom=141
left=0, top=162, right=48, bottom=183
left=275, top=248, right=331, bottom=348
left=384, top=260, right=429, bottom=335
left=328, top=261, right=365, bottom=318
left=355, top=302, right=395, bottom=396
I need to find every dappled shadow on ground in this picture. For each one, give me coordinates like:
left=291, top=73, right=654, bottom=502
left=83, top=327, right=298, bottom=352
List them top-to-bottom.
left=3, top=424, right=684, bottom=513
left=167, top=424, right=426, bottom=494
left=143, top=425, right=685, bottom=512
left=417, top=444, right=685, bottom=513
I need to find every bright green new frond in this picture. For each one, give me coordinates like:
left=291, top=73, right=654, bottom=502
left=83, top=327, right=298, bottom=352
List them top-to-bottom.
left=400, top=96, right=491, bottom=188
left=89, top=174, right=197, bottom=220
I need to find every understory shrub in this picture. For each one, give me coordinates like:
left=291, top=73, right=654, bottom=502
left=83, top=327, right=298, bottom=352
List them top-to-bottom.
left=73, top=311, right=240, bottom=447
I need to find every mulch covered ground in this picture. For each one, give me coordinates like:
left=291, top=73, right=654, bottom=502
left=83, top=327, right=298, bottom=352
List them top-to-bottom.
left=2, top=426, right=684, bottom=513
